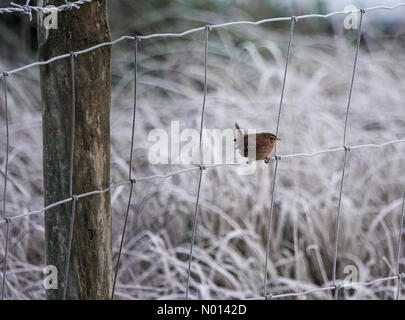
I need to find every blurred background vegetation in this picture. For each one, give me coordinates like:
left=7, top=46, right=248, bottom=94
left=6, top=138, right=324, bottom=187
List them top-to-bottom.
left=1, top=0, right=405, bottom=300
left=1, top=0, right=404, bottom=59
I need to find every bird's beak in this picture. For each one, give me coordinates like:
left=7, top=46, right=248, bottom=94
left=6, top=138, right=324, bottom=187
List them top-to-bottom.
left=277, top=138, right=281, bottom=141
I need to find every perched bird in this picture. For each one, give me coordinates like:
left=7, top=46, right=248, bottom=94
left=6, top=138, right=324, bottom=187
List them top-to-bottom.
left=234, top=123, right=280, bottom=164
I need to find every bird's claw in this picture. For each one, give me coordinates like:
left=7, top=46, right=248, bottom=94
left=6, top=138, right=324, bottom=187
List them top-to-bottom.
left=264, top=157, right=270, bottom=164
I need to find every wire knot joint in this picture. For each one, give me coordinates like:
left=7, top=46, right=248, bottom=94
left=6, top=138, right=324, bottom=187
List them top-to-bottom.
left=64, top=1, right=79, bottom=11
left=10, top=2, right=32, bottom=20
left=344, top=146, right=351, bottom=152
left=129, top=178, right=137, bottom=184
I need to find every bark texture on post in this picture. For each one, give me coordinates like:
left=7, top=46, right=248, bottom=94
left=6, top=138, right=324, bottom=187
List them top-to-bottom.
left=38, top=1, right=112, bottom=299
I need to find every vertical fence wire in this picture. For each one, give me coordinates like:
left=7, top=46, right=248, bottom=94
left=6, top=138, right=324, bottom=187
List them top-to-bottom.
left=23, top=0, right=32, bottom=21
left=332, top=9, right=364, bottom=299
left=263, top=17, right=296, bottom=299
left=185, top=25, right=209, bottom=299
left=112, top=37, right=139, bottom=299
left=128, top=38, right=138, bottom=180
left=62, top=52, right=77, bottom=300
left=68, top=53, right=76, bottom=197
left=1, top=72, right=9, bottom=300
left=112, top=182, right=134, bottom=299
left=396, top=192, right=405, bottom=300
left=63, top=195, right=77, bottom=300
left=1, top=222, right=9, bottom=300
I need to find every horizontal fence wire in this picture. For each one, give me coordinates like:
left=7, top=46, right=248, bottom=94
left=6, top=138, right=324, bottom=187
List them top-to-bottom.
left=1, top=1, right=405, bottom=18
left=1, top=2, right=405, bottom=300
left=3, top=3, right=405, bottom=75
left=0, top=139, right=405, bottom=224
left=248, top=275, right=403, bottom=300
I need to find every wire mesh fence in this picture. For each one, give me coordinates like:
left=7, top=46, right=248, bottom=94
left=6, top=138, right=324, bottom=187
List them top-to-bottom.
left=1, top=1, right=405, bottom=300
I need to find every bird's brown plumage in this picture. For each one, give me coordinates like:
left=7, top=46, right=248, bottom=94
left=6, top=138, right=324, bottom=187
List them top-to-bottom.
left=235, top=123, right=279, bottom=163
